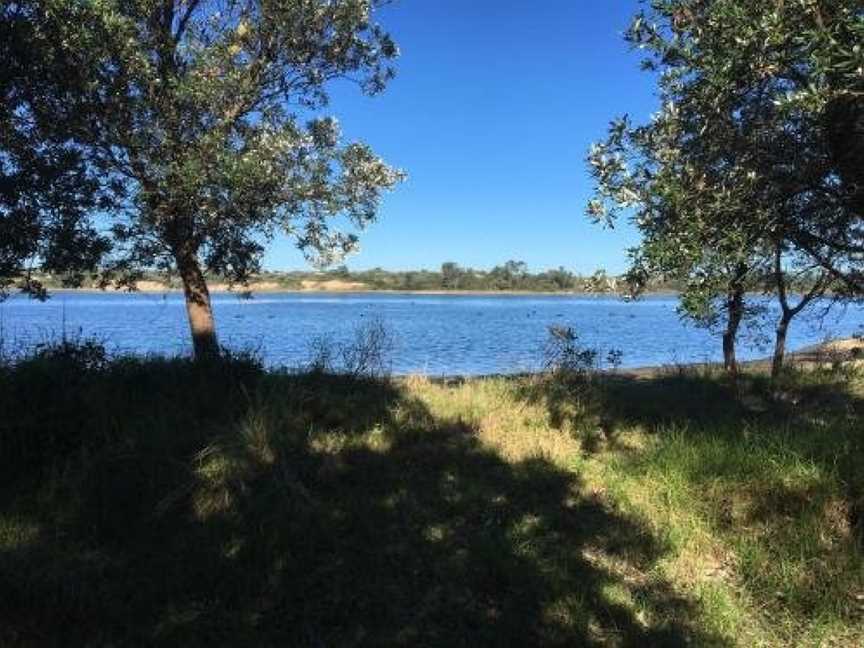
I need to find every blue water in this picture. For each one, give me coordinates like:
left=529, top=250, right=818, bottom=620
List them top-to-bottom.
left=1, top=292, right=862, bottom=375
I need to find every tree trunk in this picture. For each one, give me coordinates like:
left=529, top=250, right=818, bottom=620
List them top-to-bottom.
left=771, top=242, right=831, bottom=382
left=175, top=249, right=219, bottom=359
left=722, top=285, right=745, bottom=378
left=771, top=315, right=791, bottom=379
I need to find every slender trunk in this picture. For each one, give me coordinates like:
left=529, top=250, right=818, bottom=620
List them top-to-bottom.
left=770, top=242, right=830, bottom=381
left=175, top=249, right=219, bottom=359
left=722, top=284, right=745, bottom=378
left=772, top=315, right=791, bottom=379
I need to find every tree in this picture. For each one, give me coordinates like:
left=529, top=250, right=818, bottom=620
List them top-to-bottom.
left=2, top=0, right=403, bottom=357
left=588, top=0, right=862, bottom=377
left=621, top=0, right=864, bottom=291
left=588, top=109, right=770, bottom=377
left=769, top=245, right=834, bottom=378
left=489, top=260, right=529, bottom=291
left=440, top=261, right=463, bottom=290
left=545, top=266, right=574, bottom=291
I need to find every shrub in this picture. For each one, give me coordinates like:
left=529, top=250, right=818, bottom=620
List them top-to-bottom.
left=307, top=317, right=394, bottom=378
left=543, top=325, right=623, bottom=377
left=29, top=337, right=110, bottom=372
left=0, top=339, right=265, bottom=483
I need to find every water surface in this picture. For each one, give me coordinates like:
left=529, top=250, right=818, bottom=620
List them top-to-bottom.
left=2, top=292, right=862, bottom=375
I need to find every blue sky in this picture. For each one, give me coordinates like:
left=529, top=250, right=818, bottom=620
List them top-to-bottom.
left=262, top=1, right=659, bottom=275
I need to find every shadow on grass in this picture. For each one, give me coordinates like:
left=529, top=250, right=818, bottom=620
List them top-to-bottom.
left=0, top=355, right=727, bottom=646
left=516, top=361, right=864, bottom=449
left=514, top=363, right=864, bottom=631
left=512, top=368, right=750, bottom=457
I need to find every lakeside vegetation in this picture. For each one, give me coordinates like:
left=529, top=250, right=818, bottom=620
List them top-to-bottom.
left=2, top=1, right=861, bottom=377
left=2, top=2, right=864, bottom=646
left=31, top=261, right=833, bottom=296
left=31, top=263, right=639, bottom=294
left=1, top=340, right=862, bottom=646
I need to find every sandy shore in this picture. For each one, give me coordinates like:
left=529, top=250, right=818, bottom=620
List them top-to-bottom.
left=56, top=281, right=641, bottom=297
left=616, top=337, right=864, bottom=379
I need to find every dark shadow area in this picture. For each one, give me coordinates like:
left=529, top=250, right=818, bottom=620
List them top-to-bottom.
left=0, top=350, right=728, bottom=646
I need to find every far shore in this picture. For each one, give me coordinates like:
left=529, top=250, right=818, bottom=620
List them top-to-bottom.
left=47, top=279, right=829, bottom=299
left=52, top=279, right=668, bottom=297
left=56, top=287, right=647, bottom=297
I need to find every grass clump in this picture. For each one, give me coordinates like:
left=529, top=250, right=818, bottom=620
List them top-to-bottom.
left=0, top=340, right=862, bottom=646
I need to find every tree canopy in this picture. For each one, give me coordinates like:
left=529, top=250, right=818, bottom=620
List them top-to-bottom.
left=1, top=0, right=404, bottom=355
left=587, top=0, right=862, bottom=375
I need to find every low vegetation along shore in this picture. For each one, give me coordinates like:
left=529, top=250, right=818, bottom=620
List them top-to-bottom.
left=35, top=263, right=637, bottom=295
left=2, top=340, right=863, bottom=646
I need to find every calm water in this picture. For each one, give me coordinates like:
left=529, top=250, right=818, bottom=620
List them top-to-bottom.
left=2, top=292, right=862, bottom=375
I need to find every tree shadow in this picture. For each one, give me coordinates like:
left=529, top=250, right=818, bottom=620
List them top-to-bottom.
left=515, top=361, right=864, bottom=450
left=512, top=363, right=864, bottom=626
left=0, top=364, right=729, bottom=646
left=512, top=369, right=747, bottom=456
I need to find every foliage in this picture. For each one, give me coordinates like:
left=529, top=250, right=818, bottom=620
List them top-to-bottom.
left=1, top=0, right=404, bottom=352
left=587, top=0, right=861, bottom=374
left=594, top=0, right=862, bottom=288
left=0, top=11, right=112, bottom=298
left=254, top=262, right=633, bottom=292
left=307, top=316, right=394, bottom=378
left=542, top=325, right=609, bottom=375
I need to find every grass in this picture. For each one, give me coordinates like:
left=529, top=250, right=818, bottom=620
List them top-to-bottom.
left=0, top=343, right=862, bottom=646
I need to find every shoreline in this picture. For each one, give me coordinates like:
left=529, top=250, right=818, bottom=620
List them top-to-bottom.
left=48, top=284, right=827, bottom=298
left=52, top=285, right=666, bottom=297
left=52, top=288, right=644, bottom=297
left=423, top=337, right=864, bottom=383
left=614, top=337, right=864, bottom=379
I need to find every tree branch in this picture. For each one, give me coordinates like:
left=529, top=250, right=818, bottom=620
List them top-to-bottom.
left=173, top=0, right=202, bottom=43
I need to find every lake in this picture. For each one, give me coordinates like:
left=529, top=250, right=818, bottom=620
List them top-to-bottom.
left=2, top=291, right=862, bottom=375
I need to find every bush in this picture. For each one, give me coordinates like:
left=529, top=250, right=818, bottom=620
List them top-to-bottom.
left=307, top=317, right=394, bottom=378
left=542, top=325, right=622, bottom=377
left=29, top=337, right=110, bottom=372
left=0, top=340, right=265, bottom=483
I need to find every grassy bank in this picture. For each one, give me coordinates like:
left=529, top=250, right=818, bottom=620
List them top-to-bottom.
left=1, top=344, right=862, bottom=646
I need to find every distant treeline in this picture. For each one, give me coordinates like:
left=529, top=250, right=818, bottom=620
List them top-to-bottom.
left=38, top=261, right=684, bottom=293
left=297, top=261, right=632, bottom=292
left=36, top=262, right=836, bottom=296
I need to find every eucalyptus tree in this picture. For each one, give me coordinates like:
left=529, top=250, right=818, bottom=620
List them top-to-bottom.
left=2, top=0, right=403, bottom=357
left=588, top=0, right=862, bottom=376
left=490, top=260, right=529, bottom=291
left=440, top=262, right=463, bottom=290
left=545, top=266, right=575, bottom=291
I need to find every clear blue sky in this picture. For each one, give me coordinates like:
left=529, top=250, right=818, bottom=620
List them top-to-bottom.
left=262, top=0, right=658, bottom=275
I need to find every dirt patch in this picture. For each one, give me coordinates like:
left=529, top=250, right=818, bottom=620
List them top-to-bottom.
left=791, top=338, right=864, bottom=364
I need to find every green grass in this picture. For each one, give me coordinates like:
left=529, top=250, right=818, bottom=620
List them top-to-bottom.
left=0, top=344, right=862, bottom=646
